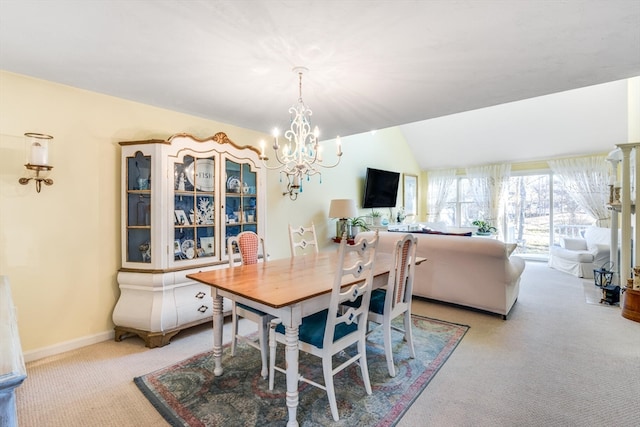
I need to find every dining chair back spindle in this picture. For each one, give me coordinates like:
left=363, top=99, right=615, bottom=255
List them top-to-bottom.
left=288, top=223, right=319, bottom=256
left=227, top=231, right=272, bottom=378
left=268, top=231, right=379, bottom=421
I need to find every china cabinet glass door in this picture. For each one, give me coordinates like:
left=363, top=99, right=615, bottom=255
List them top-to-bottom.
left=125, top=151, right=151, bottom=263
left=172, top=154, right=216, bottom=264
left=224, top=158, right=258, bottom=255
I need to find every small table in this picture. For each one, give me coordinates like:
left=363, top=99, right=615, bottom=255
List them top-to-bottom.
left=188, top=251, right=425, bottom=426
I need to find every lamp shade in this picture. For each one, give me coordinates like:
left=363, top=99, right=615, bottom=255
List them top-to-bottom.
left=329, top=199, right=357, bottom=219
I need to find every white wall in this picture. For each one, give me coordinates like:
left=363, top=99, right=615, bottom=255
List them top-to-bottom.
left=401, top=79, right=631, bottom=169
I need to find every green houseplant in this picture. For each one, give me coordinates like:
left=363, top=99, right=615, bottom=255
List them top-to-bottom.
left=349, top=216, right=370, bottom=237
left=472, top=219, right=497, bottom=235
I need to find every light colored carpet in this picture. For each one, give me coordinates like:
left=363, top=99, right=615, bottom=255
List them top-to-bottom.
left=17, top=261, right=640, bottom=427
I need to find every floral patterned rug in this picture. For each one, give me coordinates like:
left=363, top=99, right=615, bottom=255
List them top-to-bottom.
left=134, top=315, right=468, bottom=427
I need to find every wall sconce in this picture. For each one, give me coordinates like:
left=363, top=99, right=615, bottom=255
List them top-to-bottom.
left=18, top=133, right=54, bottom=193
left=283, top=174, right=301, bottom=200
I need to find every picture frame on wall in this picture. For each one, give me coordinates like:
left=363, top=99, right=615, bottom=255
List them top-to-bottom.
left=403, top=174, right=418, bottom=216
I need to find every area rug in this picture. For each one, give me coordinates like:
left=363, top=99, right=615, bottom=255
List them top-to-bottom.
left=134, top=315, right=468, bottom=427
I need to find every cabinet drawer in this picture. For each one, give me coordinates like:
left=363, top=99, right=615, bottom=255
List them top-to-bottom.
left=173, top=283, right=232, bottom=315
left=174, top=283, right=212, bottom=307
left=176, top=301, right=212, bottom=325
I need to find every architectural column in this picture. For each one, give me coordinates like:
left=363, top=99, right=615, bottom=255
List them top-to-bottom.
left=617, top=142, right=640, bottom=286
left=617, top=145, right=633, bottom=284
left=606, top=152, right=622, bottom=285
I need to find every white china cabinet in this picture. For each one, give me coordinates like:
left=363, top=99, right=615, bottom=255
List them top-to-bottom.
left=113, top=132, right=266, bottom=347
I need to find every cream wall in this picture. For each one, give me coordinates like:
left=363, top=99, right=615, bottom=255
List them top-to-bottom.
left=0, top=71, right=419, bottom=358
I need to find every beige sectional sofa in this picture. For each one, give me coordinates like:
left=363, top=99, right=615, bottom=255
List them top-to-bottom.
left=359, top=231, right=526, bottom=319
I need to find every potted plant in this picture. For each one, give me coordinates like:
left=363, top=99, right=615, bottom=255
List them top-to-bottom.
left=371, top=210, right=383, bottom=226
left=349, top=216, right=370, bottom=238
left=472, top=219, right=497, bottom=235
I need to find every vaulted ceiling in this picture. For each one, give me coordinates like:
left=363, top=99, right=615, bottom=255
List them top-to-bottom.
left=1, top=1, right=639, bottom=168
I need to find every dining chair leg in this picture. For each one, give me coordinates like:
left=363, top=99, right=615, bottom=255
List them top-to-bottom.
left=230, top=302, right=239, bottom=356
left=404, top=311, right=416, bottom=359
left=259, top=316, right=269, bottom=379
left=382, top=316, right=396, bottom=377
left=268, top=321, right=277, bottom=390
left=358, top=335, right=373, bottom=395
left=323, top=355, right=340, bottom=422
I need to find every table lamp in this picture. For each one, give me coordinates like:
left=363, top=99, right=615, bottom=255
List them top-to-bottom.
left=329, top=199, right=358, bottom=239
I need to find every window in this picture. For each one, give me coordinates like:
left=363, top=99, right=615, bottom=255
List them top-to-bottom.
left=441, top=171, right=597, bottom=259
left=505, top=174, right=551, bottom=257
left=442, top=177, right=482, bottom=227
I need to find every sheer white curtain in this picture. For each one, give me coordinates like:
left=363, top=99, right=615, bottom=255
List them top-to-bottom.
left=548, top=155, right=611, bottom=227
left=465, top=164, right=511, bottom=236
left=426, top=168, right=457, bottom=222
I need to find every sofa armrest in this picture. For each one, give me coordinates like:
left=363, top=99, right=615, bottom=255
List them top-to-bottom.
left=561, top=237, right=587, bottom=250
left=590, top=243, right=610, bottom=254
left=590, top=244, right=611, bottom=266
left=505, top=255, right=526, bottom=285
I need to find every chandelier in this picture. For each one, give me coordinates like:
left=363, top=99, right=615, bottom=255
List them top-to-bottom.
left=259, top=66, right=342, bottom=200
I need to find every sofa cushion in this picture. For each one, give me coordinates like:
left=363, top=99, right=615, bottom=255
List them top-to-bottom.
left=561, top=237, right=588, bottom=251
left=550, top=246, right=594, bottom=263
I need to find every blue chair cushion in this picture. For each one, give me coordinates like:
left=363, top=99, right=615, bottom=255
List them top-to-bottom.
left=341, top=289, right=386, bottom=315
left=368, top=289, right=386, bottom=314
left=237, top=302, right=268, bottom=316
left=275, top=309, right=358, bottom=349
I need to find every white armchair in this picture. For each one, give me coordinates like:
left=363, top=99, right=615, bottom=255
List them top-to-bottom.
left=549, top=226, right=611, bottom=278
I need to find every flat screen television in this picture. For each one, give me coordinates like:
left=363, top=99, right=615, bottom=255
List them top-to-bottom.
left=362, top=167, right=400, bottom=208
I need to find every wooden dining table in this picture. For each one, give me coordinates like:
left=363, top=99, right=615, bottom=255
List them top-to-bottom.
left=187, top=249, right=424, bottom=427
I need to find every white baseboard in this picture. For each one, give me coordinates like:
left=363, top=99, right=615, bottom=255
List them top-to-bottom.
left=23, top=330, right=115, bottom=363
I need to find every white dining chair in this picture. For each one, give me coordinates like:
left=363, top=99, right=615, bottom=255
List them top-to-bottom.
left=288, top=222, right=319, bottom=256
left=227, top=231, right=272, bottom=378
left=268, top=231, right=379, bottom=421
left=366, top=233, right=418, bottom=377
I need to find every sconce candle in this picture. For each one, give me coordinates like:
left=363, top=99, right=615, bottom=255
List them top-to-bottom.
left=25, top=133, right=52, bottom=166
left=30, top=143, right=48, bottom=165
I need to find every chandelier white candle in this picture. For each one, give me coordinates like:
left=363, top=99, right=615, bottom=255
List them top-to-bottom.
left=259, top=67, right=342, bottom=200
